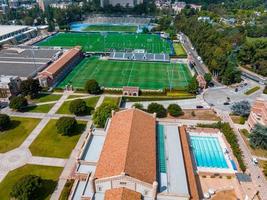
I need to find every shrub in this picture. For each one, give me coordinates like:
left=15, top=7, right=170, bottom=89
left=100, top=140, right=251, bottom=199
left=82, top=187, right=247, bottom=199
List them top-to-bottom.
left=187, top=75, right=199, bottom=94
left=84, top=79, right=101, bottom=94
left=263, top=86, right=267, bottom=94
left=9, top=96, right=28, bottom=111
left=69, top=99, right=88, bottom=116
left=231, top=101, right=251, bottom=117
left=93, top=103, right=118, bottom=128
left=132, top=103, right=144, bottom=110
left=147, top=103, right=167, bottom=118
left=167, top=104, right=183, bottom=117
left=191, top=111, right=196, bottom=117
left=0, top=114, right=11, bottom=131
left=56, top=117, right=77, bottom=136
left=249, top=124, right=267, bottom=150
left=263, top=162, right=267, bottom=176
left=10, top=175, right=42, bottom=200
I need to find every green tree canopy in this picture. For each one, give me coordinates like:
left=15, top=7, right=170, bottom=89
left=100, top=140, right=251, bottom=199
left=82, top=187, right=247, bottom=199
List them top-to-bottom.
left=187, top=76, right=199, bottom=94
left=20, top=78, right=42, bottom=99
left=84, top=79, right=101, bottom=94
left=9, top=96, right=28, bottom=111
left=69, top=99, right=89, bottom=116
left=93, top=103, right=118, bottom=128
left=147, top=103, right=167, bottom=118
left=167, top=104, right=183, bottom=117
left=0, top=114, right=11, bottom=131
left=56, top=117, right=77, bottom=136
left=249, top=124, right=267, bottom=150
left=10, top=175, right=42, bottom=200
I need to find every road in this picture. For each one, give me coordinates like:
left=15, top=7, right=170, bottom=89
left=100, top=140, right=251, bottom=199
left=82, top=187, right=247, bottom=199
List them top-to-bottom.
left=180, top=33, right=222, bottom=86
left=219, top=111, right=267, bottom=199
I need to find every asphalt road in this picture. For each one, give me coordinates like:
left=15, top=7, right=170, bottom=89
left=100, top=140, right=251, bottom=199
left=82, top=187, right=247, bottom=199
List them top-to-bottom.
left=180, top=33, right=222, bottom=86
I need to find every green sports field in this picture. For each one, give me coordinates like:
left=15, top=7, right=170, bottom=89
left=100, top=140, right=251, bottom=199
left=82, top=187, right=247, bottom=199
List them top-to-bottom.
left=83, top=25, right=137, bottom=32
left=38, top=32, right=173, bottom=54
left=58, top=57, right=192, bottom=90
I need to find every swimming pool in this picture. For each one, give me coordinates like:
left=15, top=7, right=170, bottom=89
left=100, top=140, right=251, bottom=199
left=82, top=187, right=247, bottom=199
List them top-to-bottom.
left=190, top=136, right=229, bottom=169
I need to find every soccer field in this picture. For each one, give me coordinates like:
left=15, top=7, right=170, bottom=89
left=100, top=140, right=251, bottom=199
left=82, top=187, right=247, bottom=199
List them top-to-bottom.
left=83, top=25, right=137, bottom=32
left=38, top=32, right=173, bottom=54
left=58, top=57, right=192, bottom=90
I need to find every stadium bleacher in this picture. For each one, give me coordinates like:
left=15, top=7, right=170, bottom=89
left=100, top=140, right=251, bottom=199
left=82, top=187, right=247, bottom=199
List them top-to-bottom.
left=85, top=16, right=151, bottom=25
left=109, top=51, right=170, bottom=62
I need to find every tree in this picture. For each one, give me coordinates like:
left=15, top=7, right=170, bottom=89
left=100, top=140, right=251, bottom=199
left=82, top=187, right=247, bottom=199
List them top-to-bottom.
left=48, top=20, right=55, bottom=32
left=204, top=73, right=212, bottom=85
left=187, top=76, right=198, bottom=94
left=20, top=79, right=42, bottom=99
left=84, top=80, right=101, bottom=94
left=264, top=86, right=267, bottom=94
left=9, top=96, right=28, bottom=111
left=69, top=99, right=89, bottom=116
left=231, top=101, right=251, bottom=117
left=93, top=103, right=118, bottom=128
left=132, top=103, right=144, bottom=110
left=147, top=103, right=167, bottom=118
left=167, top=104, right=183, bottom=117
left=0, top=114, right=11, bottom=131
left=56, top=117, right=77, bottom=136
left=249, top=124, right=267, bottom=150
left=10, top=175, right=42, bottom=200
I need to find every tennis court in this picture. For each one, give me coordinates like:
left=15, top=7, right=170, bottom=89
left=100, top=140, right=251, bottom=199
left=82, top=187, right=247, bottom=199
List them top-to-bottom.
left=83, top=25, right=137, bottom=32
left=38, top=32, right=173, bottom=54
left=58, top=57, right=192, bottom=90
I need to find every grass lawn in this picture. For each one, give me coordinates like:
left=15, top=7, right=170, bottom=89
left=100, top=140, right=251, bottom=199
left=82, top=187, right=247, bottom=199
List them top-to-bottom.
left=38, top=32, right=172, bottom=54
left=173, top=43, right=187, bottom=57
left=58, top=57, right=191, bottom=90
left=245, top=86, right=260, bottom=95
left=30, top=93, right=62, bottom=103
left=67, top=95, right=88, bottom=99
left=57, top=96, right=99, bottom=115
left=102, top=96, right=120, bottom=106
left=22, top=103, right=55, bottom=113
left=230, top=115, right=246, bottom=124
left=0, top=117, right=40, bottom=153
left=29, top=119, right=86, bottom=158
left=240, top=129, right=267, bottom=158
left=0, top=164, right=63, bottom=200
left=59, top=179, right=74, bottom=200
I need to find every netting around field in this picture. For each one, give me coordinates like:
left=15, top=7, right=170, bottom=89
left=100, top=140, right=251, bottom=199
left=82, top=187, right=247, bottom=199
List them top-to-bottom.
left=38, top=32, right=173, bottom=54
left=58, top=57, right=192, bottom=90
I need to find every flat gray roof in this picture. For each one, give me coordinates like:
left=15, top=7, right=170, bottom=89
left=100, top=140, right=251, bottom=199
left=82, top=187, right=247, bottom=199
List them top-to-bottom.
left=0, top=25, right=28, bottom=37
left=0, top=48, right=60, bottom=78
left=164, top=125, right=189, bottom=196
left=81, top=134, right=105, bottom=162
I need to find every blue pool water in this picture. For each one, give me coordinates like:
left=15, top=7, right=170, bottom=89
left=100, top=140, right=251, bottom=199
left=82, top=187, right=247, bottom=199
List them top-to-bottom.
left=190, top=136, right=229, bottom=169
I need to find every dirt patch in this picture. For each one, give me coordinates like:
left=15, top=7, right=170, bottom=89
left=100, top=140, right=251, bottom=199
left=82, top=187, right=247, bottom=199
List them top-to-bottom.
left=171, top=109, right=220, bottom=121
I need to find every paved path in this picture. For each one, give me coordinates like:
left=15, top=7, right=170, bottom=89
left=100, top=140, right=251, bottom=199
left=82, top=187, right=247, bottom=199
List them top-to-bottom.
left=95, top=95, right=105, bottom=108
left=219, top=111, right=267, bottom=199
left=28, top=156, right=67, bottom=167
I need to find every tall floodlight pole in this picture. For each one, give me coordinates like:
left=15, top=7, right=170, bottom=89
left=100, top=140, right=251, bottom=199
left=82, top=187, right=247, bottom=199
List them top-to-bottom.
left=31, top=48, right=37, bottom=77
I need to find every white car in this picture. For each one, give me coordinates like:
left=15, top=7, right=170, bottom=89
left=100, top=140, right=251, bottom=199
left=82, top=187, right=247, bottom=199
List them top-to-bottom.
left=191, top=47, right=194, bottom=50
left=197, top=56, right=201, bottom=61
left=252, top=158, right=258, bottom=165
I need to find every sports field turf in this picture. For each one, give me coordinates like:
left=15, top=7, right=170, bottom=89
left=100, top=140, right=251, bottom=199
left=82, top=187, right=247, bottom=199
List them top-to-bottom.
left=83, top=25, right=137, bottom=32
left=38, top=32, right=173, bottom=54
left=58, top=57, right=192, bottom=90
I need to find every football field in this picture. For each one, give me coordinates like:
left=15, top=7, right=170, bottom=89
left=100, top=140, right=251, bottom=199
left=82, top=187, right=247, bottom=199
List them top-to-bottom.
left=38, top=32, right=173, bottom=54
left=58, top=57, right=192, bottom=90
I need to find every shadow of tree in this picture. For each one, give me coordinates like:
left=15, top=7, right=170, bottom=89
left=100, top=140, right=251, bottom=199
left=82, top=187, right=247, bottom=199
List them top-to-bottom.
left=36, top=179, right=58, bottom=200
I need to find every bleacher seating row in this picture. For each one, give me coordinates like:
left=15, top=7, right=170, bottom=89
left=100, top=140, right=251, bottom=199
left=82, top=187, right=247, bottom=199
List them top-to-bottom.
left=85, top=17, right=151, bottom=25
left=110, top=52, right=170, bottom=62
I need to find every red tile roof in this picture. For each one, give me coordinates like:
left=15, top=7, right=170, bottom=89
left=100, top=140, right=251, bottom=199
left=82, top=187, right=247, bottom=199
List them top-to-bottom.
left=40, top=46, right=81, bottom=77
left=94, top=108, right=156, bottom=184
left=104, top=187, right=141, bottom=200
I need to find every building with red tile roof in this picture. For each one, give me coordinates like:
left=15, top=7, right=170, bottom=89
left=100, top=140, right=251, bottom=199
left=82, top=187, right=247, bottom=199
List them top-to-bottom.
left=38, top=46, right=83, bottom=87
left=248, top=97, right=267, bottom=130
left=92, top=108, right=158, bottom=198
left=104, top=187, right=141, bottom=200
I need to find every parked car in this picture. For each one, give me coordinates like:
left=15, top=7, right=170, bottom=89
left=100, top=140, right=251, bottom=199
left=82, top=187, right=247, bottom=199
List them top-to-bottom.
left=223, top=102, right=230, bottom=105
left=196, top=105, right=204, bottom=109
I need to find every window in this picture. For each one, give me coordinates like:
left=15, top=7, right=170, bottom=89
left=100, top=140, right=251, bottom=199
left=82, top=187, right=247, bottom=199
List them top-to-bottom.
left=120, top=182, right=127, bottom=185
left=98, top=186, right=102, bottom=191
left=144, top=190, right=148, bottom=195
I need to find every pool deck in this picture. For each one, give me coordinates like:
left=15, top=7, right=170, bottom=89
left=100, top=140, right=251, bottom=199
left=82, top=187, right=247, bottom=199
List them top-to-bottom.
left=164, top=125, right=189, bottom=197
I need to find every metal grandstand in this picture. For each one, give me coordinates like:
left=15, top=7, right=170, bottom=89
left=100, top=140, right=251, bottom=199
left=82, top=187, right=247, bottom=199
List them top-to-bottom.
left=85, top=16, right=151, bottom=25
left=110, top=51, right=170, bottom=62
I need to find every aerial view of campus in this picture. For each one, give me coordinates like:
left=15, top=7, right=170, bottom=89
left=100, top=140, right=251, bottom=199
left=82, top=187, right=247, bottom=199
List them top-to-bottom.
left=0, top=0, right=266, bottom=200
